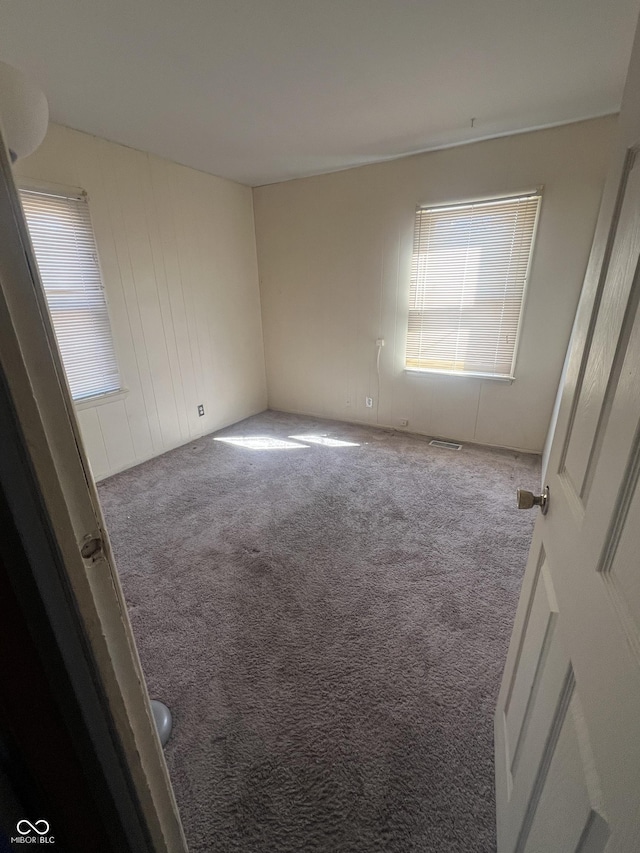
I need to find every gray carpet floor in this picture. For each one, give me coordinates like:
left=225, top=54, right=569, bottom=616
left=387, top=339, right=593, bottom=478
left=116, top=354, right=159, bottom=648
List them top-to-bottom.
left=97, top=411, right=539, bottom=853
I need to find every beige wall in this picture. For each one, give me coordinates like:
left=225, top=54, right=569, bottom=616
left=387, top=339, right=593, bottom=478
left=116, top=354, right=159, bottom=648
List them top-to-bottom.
left=16, top=117, right=615, bottom=472
left=254, top=117, right=616, bottom=453
left=16, top=123, right=267, bottom=479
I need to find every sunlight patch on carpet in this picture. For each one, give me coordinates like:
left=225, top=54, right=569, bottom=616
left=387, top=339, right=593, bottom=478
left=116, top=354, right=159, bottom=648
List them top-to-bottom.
left=289, top=434, right=360, bottom=447
left=214, top=436, right=309, bottom=450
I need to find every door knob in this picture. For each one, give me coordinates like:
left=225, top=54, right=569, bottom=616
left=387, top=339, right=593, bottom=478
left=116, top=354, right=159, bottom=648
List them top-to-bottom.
left=517, top=485, right=549, bottom=514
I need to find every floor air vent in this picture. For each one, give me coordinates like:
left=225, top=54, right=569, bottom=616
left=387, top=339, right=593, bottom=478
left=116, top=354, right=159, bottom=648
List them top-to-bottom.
left=429, top=439, right=463, bottom=450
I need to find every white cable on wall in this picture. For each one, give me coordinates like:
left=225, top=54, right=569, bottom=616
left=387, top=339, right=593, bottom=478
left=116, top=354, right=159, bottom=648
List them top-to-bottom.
left=375, top=338, right=384, bottom=422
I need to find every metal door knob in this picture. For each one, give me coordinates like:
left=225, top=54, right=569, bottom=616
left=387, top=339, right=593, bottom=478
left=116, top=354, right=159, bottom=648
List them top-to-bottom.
left=517, top=485, right=549, bottom=514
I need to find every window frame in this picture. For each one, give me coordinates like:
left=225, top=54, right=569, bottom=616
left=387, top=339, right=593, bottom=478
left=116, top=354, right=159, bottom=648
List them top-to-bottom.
left=18, top=179, right=126, bottom=404
left=404, top=188, right=543, bottom=382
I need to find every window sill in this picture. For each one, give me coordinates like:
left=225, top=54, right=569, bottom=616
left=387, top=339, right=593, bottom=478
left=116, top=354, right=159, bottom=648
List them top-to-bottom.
left=405, top=368, right=514, bottom=383
left=74, top=388, right=129, bottom=410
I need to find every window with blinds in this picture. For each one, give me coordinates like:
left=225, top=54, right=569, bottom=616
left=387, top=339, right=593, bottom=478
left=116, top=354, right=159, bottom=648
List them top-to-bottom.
left=20, top=187, right=121, bottom=401
left=406, top=192, right=541, bottom=379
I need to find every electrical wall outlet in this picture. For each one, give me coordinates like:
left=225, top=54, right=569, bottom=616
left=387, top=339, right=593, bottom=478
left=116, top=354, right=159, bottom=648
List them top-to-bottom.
left=365, top=397, right=373, bottom=408
left=197, top=404, right=205, bottom=417
left=400, top=418, right=409, bottom=427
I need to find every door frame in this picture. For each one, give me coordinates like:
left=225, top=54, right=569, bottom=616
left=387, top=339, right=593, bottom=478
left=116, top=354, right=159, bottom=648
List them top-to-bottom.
left=0, top=124, right=187, bottom=849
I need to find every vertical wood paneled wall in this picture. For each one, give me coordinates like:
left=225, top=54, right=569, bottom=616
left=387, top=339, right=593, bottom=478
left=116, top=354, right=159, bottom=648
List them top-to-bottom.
left=253, top=117, right=616, bottom=453
left=15, top=124, right=267, bottom=480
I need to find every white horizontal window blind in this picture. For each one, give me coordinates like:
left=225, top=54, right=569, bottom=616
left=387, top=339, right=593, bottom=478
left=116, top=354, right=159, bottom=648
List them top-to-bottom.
left=20, top=188, right=121, bottom=401
left=406, top=192, right=541, bottom=379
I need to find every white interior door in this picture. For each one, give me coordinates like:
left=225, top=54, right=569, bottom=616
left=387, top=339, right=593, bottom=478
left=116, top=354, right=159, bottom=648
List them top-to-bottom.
left=494, top=21, right=640, bottom=853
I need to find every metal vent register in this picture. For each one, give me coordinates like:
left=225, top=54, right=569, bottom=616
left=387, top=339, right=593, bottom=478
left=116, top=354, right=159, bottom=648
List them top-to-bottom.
left=429, top=439, right=463, bottom=451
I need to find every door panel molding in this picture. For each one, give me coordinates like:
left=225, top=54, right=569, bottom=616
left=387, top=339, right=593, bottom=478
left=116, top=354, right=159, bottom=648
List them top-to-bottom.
left=558, top=146, right=637, bottom=482
left=563, top=151, right=640, bottom=496
left=581, top=253, right=640, bottom=503
left=598, top=418, right=640, bottom=576
left=505, top=559, right=559, bottom=786
left=513, top=667, right=575, bottom=853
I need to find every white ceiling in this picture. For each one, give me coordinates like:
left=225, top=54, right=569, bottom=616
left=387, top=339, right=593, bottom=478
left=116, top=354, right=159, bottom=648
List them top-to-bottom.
left=0, top=0, right=638, bottom=186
